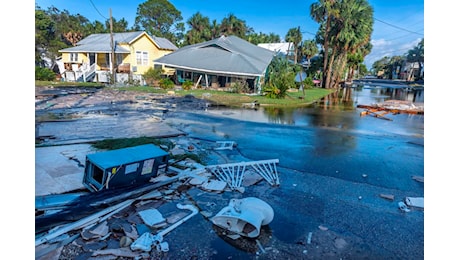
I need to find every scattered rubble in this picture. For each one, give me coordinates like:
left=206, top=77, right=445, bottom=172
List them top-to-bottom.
left=35, top=138, right=284, bottom=259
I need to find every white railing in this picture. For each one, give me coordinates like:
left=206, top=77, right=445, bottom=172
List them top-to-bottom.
left=83, top=63, right=96, bottom=82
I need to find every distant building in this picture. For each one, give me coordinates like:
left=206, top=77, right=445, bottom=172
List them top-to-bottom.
left=257, top=42, right=294, bottom=57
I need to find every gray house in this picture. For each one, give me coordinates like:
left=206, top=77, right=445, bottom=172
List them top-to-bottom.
left=154, top=35, right=275, bottom=93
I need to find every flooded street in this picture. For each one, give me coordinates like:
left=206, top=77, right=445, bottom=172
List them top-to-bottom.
left=35, top=82, right=424, bottom=259
left=157, top=83, right=424, bottom=259
left=169, top=83, right=424, bottom=193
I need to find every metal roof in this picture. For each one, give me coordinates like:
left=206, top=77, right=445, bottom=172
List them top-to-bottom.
left=59, top=31, right=178, bottom=53
left=154, top=35, right=275, bottom=77
left=86, top=144, right=168, bottom=170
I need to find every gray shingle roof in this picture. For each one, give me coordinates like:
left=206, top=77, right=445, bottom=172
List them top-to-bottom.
left=59, top=31, right=178, bottom=53
left=154, top=35, right=275, bottom=77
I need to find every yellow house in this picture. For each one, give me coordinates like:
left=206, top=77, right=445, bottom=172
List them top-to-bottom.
left=58, top=31, right=177, bottom=83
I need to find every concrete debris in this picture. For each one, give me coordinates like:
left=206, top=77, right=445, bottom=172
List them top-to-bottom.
left=411, top=175, right=424, bottom=183
left=201, top=179, right=227, bottom=192
left=379, top=194, right=395, bottom=201
left=405, top=197, right=424, bottom=209
left=398, top=201, right=411, bottom=213
left=138, top=209, right=166, bottom=227
left=88, top=221, right=109, bottom=237
left=318, top=225, right=328, bottom=231
left=307, top=232, right=313, bottom=244
left=119, top=236, right=133, bottom=247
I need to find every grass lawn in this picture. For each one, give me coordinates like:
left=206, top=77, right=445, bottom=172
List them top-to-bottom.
left=36, top=81, right=335, bottom=107
left=115, top=86, right=334, bottom=107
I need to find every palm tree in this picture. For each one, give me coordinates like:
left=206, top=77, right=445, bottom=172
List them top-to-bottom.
left=310, top=0, right=338, bottom=88
left=310, top=0, right=373, bottom=88
left=185, top=12, right=211, bottom=44
left=220, top=13, right=247, bottom=38
left=210, top=19, right=220, bottom=39
left=285, top=27, right=302, bottom=64
left=300, top=39, right=319, bottom=69
left=346, top=41, right=371, bottom=81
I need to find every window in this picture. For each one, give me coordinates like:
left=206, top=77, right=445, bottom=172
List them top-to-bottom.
left=136, top=51, right=148, bottom=65
left=70, top=53, right=78, bottom=62
left=105, top=53, right=110, bottom=65
left=117, top=53, right=123, bottom=65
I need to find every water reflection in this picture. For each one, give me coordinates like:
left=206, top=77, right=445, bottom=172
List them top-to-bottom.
left=207, top=84, right=424, bottom=137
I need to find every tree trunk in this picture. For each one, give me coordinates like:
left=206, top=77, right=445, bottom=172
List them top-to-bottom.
left=321, top=18, right=331, bottom=88
left=325, top=45, right=337, bottom=88
left=330, top=53, right=346, bottom=89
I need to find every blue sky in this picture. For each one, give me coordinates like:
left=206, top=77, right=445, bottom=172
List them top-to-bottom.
left=34, top=0, right=424, bottom=70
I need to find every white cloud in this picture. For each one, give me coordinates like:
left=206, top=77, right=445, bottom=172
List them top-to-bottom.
left=364, top=37, right=422, bottom=70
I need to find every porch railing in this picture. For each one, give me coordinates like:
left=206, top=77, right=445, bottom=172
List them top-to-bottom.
left=83, top=63, right=96, bottom=82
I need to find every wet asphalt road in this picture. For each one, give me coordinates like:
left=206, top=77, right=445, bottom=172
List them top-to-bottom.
left=161, top=107, right=424, bottom=259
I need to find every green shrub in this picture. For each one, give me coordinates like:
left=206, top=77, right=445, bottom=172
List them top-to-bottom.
left=264, top=56, right=296, bottom=98
left=35, top=66, right=56, bottom=81
left=143, top=67, right=163, bottom=86
left=303, top=76, right=314, bottom=89
left=159, top=78, right=174, bottom=89
left=182, top=80, right=194, bottom=90
left=229, top=80, right=250, bottom=93
left=262, top=83, right=282, bottom=99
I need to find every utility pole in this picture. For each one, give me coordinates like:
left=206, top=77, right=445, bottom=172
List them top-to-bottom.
left=110, top=8, right=116, bottom=84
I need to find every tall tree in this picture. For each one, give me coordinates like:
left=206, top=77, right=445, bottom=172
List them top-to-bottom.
left=134, top=0, right=183, bottom=42
left=310, top=0, right=373, bottom=88
left=310, top=0, right=338, bottom=88
left=35, top=8, right=56, bottom=66
left=185, top=12, right=211, bottom=44
left=220, top=13, right=248, bottom=38
left=105, top=17, right=130, bottom=33
left=210, top=19, right=221, bottom=39
left=285, top=27, right=302, bottom=64
left=246, top=31, right=281, bottom=45
left=299, top=39, right=319, bottom=68
left=406, top=39, right=424, bottom=80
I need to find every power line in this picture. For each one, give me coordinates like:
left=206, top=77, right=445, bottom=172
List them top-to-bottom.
left=89, top=0, right=108, bottom=20
left=374, top=17, right=423, bottom=36
left=386, top=29, right=424, bottom=41
left=301, top=30, right=316, bottom=36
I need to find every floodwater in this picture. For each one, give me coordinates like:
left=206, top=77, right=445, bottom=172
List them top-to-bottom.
left=164, top=82, right=424, bottom=258
left=169, top=82, right=424, bottom=192
left=206, top=84, right=424, bottom=137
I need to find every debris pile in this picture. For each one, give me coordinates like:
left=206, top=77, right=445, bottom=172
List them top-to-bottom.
left=357, top=99, right=424, bottom=120
left=35, top=141, right=281, bottom=259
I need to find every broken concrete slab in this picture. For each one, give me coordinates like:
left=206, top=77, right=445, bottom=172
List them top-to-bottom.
left=35, top=144, right=96, bottom=196
left=201, top=179, right=227, bottom=192
left=379, top=194, right=395, bottom=201
left=405, top=197, right=424, bottom=209
left=138, top=209, right=166, bottom=227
